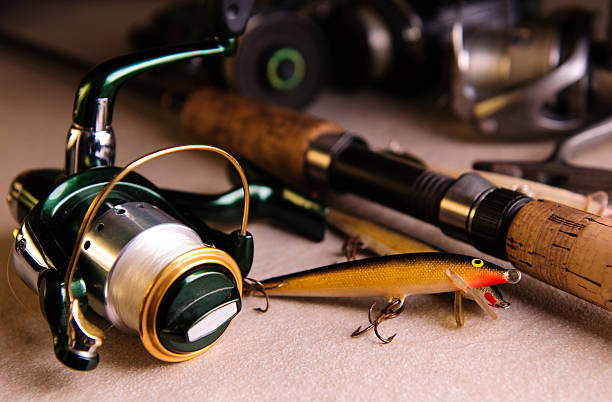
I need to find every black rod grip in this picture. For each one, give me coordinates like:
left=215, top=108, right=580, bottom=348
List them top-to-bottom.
left=329, top=140, right=454, bottom=225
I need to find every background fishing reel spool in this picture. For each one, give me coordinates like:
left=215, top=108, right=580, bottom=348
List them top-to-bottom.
left=317, top=0, right=427, bottom=92
left=130, top=2, right=328, bottom=108
left=223, top=9, right=328, bottom=109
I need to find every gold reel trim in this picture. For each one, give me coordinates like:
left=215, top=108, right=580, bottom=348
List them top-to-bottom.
left=139, top=247, right=243, bottom=362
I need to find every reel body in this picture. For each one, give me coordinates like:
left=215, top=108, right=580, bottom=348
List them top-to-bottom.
left=9, top=167, right=253, bottom=370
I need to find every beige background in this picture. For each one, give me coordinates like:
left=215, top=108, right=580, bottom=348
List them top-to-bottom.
left=0, top=1, right=610, bottom=400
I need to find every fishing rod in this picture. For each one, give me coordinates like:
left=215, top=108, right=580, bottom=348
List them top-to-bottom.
left=177, top=88, right=612, bottom=313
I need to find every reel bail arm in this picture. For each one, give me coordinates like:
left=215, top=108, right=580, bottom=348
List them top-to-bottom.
left=65, top=0, right=254, bottom=175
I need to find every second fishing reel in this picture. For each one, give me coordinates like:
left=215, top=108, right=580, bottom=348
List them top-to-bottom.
left=7, top=0, right=255, bottom=371
left=452, top=8, right=599, bottom=137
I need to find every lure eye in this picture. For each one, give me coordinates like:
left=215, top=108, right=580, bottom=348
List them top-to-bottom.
left=471, top=258, right=484, bottom=268
left=505, top=269, right=521, bottom=284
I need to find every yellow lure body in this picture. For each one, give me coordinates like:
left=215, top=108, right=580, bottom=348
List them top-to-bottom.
left=261, top=252, right=520, bottom=300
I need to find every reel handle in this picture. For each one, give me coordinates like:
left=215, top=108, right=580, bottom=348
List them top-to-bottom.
left=67, top=0, right=254, bottom=175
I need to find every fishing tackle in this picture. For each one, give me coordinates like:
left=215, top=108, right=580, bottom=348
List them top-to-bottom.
left=6, top=0, right=258, bottom=371
left=179, top=88, right=612, bottom=311
left=10, top=146, right=256, bottom=370
left=339, top=231, right=511, bottom=313
left=342, top=236, right=365, bottom=261
left=256, top=253, right=521, bottom=343
left=242, top=277, right=271, bottom=313
left=478, top=285, right=510, bottom=310
left=351, top=298, right=405, bottom=344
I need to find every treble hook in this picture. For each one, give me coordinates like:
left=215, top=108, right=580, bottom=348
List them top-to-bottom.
left=342, top=236, right=364, bottom=261
left=243, top=277, right=270, bottom=313
left=351, top=298, right=405, bottom=344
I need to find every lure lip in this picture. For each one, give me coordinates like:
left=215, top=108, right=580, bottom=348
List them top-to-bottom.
left=504, top=269, right=521, bottom=284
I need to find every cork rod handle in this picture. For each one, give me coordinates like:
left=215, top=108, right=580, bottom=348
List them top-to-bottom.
left=180, top=88, right=344, bottom=186
left=507, top=200, right=612, bottom=311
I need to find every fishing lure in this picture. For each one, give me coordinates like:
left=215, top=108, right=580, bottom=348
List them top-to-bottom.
left=332, top=210, right=513, bottom=314
left=250, top=253, right=521, bottom=343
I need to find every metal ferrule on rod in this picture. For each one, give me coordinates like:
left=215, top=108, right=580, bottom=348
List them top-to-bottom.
left=305, top=133, right=359, bottom=184
left=438, top=173, right=496, bottom=243
left=438, top=173, right=533, bottom=259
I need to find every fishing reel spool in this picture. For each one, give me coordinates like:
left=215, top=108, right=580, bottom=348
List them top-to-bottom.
left=7, top=0, right=255, bottom=371
left=223, top=8, right=327, bottom=109
left=452, top=9, right=592, bottom=137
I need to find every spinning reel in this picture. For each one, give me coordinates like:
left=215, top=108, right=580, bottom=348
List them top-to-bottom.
left=7, top=0, right=256, bottom=371
left=452, top=9, right=595, bottom=137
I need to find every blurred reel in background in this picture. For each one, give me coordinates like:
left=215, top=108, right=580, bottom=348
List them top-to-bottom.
left=131, top=1, right=610, bottom=138
left=130, top=2, right=328, bottom=109
left=452, top=10, right=593, bottom=137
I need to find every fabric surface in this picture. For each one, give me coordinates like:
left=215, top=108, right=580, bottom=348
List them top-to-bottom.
left=0, top=2, right=610, bottom=400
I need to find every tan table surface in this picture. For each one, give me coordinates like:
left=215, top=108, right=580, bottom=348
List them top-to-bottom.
left=0, top=2, right=610, bottom=400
